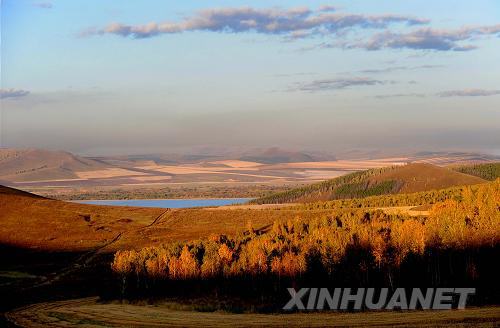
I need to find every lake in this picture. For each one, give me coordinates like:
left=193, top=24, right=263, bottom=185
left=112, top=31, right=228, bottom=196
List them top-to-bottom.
left=72, top=198, right=253, bottom=208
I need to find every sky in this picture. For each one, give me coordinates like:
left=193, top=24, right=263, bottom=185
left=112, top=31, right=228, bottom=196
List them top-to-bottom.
left=1, top=0, right=499, bottom=156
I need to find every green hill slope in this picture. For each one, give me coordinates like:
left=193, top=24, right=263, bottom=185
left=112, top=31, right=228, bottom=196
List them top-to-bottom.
left=451, top=162, right=500, bottom=181
left=251, top=163, right=486, bottom=204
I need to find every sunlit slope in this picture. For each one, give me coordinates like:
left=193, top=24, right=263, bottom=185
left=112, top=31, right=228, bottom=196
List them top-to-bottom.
left=252, top=163, right=486, bottom=204
left=0, top=185, right=165, bottom=251
left=0, top=185, right=329, bottom=252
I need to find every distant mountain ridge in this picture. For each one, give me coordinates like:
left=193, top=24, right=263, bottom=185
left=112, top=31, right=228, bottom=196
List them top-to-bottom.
left=1, top=147, right=497, bottom=185
left=95, top=147, right=332, bottom=165
left=239, top=147, right=320, bottom=164
left=0, top=148, right=108, bottom=182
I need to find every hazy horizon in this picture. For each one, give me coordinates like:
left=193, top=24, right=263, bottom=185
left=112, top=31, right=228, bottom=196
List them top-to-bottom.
left=1, top=1, right=499, bottom=155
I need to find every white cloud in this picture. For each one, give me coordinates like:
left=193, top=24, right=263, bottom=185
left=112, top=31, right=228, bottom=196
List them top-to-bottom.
left=81, top=6, right=428, bottom=39
left=350, top=25, right=500, bottom=51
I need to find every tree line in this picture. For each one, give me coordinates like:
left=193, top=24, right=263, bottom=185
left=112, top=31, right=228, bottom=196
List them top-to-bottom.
left=452, top=162, right=500, bottom=181
left=251, top=167, right=397, bottom=204
left=293, top=184, right=475, bottom=209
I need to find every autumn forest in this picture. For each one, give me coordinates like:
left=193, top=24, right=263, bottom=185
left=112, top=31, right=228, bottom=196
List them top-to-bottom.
left=110, top=180, right=500, bottom=309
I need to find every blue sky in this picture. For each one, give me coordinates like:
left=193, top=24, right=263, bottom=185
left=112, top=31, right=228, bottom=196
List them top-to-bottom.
left=1, top=0, right=499, bottom=155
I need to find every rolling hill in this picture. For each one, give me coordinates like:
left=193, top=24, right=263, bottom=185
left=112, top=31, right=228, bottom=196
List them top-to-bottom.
left=94, top=147, right=331, bottom=166
left=0, top=148, right=109, bottom=182
left=1, top=148, right=497, bottom=195
left=251, top=163, right=487, bottom=204
left=0, top=185, right=321, bottom=252
left=0, top=185, right=166, bottom=251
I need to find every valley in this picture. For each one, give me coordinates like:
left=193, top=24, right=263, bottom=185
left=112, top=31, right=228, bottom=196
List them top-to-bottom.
left=1, top=148, right=497, bottom=201
left=1, top=160, right=499, bottom=326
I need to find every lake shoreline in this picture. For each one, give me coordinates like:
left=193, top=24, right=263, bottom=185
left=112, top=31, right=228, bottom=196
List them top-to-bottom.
left=70, top=197, right=255, bottom=202
left=69, top=198, right=254, bottom=209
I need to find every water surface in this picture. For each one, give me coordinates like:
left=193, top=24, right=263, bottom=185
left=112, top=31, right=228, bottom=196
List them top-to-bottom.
left=73, top=198, right=252, bottom=208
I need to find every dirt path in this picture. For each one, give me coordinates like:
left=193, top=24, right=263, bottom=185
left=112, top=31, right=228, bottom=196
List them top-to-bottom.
left=30, top=209, right=172, bottom=289
left=142, top=209, right=171, bottom=229
left=6, top=298, right=499, bottom=327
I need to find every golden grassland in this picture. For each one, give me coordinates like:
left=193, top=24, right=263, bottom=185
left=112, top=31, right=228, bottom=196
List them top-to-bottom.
left=370, top=163, right=485, bottom=193
left=75, top=168, right=148, bottom=179
left=0, top=176, right=496, bottom=254
left=0, top=185, right=336, bottom=252
left=0, top=185, right=165, bottom=251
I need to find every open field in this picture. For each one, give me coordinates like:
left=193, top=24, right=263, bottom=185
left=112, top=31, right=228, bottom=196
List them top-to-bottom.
left=2, top=148, right=497, bottom=200
left=4, top=158, right=374, bottom=193
left=75, top=168, right=148, bottom=179
left=7, top=298, right=500, bottom=327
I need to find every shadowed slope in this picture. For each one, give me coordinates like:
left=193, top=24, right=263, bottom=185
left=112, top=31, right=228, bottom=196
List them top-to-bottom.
left=0, top=185, right=45, bottom=198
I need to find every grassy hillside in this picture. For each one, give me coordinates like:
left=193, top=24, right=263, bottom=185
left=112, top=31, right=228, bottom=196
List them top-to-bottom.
left=0, top=148, right=109, bottom=182
left=451, top=162, right=500, bottom=181
left=251, top=163, right=486, bottom=204
left=0, top=167, right=489, bottom=253
left=0, top=185, right=332, bottom=252
left=0, top=185, right=165, bottom=251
